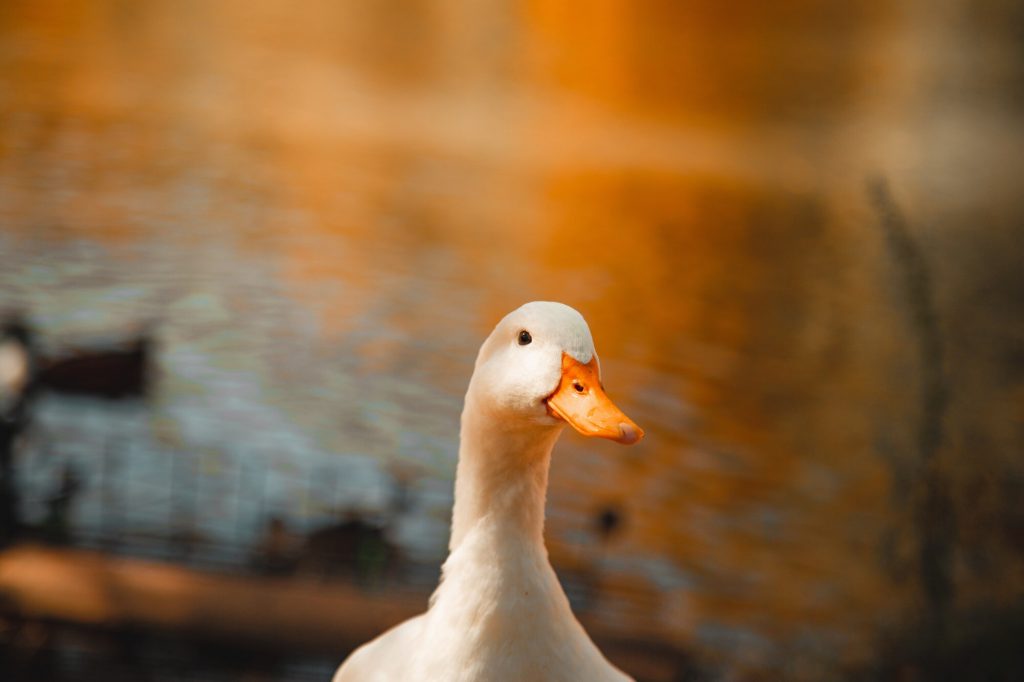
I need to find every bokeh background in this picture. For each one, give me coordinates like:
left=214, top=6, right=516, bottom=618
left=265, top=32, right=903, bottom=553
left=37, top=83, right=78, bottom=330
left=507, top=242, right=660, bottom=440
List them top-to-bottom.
left=1, top=1, right=1023, bottom=680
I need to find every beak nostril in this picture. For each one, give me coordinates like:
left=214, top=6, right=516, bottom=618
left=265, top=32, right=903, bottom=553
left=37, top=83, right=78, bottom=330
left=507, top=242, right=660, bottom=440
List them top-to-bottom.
left=572, top=380, right=585, bottom=394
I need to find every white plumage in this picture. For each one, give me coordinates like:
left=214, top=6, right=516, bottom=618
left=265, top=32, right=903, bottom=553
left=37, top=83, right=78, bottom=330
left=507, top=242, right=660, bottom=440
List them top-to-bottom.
left=334, top=302, right=641, bottom=682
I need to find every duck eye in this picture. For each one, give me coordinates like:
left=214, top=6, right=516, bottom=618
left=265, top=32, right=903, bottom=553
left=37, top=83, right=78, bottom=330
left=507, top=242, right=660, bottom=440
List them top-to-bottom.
left=518, top=330, right=532, bottom=346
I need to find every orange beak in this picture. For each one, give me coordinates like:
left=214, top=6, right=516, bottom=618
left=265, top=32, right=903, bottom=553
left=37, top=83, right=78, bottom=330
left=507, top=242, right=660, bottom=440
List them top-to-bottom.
left=545, top=353, right=644, bottom=445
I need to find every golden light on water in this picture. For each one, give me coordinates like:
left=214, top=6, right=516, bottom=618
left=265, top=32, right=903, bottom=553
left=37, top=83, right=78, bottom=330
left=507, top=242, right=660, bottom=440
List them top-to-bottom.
left=1, top=1, right=1022, bottom=680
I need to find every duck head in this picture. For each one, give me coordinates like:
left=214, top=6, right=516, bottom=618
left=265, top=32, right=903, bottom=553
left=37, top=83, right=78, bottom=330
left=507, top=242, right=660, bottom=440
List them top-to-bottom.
left=467, top=301, right=643, bottom=445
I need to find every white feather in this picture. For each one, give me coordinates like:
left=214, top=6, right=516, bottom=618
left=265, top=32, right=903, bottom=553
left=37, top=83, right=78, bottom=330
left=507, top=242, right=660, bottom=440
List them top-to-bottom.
left=333, top=302, right=631, bottom=682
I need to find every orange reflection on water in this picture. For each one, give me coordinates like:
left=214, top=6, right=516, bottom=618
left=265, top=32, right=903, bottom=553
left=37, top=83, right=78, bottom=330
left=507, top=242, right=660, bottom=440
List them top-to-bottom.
left=1, top=0, right=1023, bottom=678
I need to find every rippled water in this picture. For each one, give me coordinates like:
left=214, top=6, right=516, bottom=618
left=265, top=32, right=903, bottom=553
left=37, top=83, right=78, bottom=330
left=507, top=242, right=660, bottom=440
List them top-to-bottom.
left=2, top=1, right=1023, bottom=678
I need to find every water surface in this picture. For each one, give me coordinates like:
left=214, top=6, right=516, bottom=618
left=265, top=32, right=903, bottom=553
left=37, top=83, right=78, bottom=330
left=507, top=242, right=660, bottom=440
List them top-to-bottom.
left=1, top=1, right=1023, bottom=677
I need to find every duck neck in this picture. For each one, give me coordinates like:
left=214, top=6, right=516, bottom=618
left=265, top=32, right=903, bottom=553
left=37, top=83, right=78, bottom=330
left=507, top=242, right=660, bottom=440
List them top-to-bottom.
left=449, top=396, right=563, bottom=552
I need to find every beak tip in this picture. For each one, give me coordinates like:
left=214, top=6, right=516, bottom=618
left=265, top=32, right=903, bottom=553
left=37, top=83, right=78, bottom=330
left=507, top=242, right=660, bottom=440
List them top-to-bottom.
left=617, top=423, right=643, bottom=445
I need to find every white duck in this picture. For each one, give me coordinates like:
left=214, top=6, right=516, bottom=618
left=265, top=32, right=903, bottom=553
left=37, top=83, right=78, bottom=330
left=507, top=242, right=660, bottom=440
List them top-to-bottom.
left=334, top=301, right=644, bottom=682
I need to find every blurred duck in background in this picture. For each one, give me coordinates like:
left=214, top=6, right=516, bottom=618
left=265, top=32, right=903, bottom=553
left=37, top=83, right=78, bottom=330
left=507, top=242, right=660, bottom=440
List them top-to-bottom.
left=335, top=302, right=644, bottom=682
left=0, top=315, right=36, bottom=548
left=36, top=328, right=154, bottom=401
